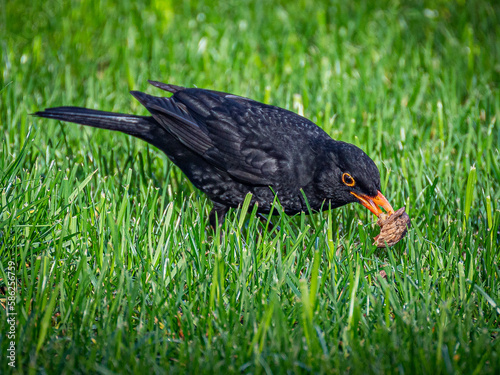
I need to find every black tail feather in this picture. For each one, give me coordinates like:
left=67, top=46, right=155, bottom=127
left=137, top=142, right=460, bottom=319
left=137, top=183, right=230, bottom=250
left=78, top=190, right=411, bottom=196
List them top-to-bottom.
left=33, top=107, right=155, bottom=136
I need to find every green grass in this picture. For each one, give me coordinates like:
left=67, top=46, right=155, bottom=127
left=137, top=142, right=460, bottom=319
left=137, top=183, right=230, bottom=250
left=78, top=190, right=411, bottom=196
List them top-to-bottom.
left=1, top=0, right=500, bottom=373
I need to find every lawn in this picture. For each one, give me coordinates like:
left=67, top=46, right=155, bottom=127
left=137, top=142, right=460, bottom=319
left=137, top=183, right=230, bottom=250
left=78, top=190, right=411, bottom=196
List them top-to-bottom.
left=1, top=0, right=500, bottom=373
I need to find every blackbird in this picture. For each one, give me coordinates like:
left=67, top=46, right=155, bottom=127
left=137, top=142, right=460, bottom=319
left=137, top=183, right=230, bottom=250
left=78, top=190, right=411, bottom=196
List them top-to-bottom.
left=35, top=80, right=394, bottom=227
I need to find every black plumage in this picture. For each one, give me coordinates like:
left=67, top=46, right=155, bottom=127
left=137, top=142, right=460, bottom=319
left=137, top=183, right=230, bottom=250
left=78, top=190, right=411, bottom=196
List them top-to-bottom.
left=35, top=80, right=394, bottom=227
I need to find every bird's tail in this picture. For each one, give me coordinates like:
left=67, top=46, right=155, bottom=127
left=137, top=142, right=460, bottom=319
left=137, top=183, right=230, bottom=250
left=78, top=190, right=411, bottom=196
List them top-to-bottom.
left=33, top=107, right=156, bottom=138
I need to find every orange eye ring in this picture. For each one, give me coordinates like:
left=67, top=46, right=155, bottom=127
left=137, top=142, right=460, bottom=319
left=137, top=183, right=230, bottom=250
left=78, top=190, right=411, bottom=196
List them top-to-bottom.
left=342, top=173, right=355, bottom=187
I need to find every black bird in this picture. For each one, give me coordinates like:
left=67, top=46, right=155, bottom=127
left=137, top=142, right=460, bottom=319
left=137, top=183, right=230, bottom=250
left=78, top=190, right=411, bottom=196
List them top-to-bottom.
left=35, top=80, right=394, bottom=227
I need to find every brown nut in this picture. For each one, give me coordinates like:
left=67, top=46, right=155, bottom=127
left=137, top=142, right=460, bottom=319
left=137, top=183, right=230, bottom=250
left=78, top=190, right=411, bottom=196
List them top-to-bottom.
left=373, top=207, right=411, bottom=248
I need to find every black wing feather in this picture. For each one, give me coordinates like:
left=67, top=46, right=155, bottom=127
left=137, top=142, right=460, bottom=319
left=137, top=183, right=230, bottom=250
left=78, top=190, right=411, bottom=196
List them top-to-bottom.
left=132, top=83, right=324, bottom=188
left=130, top=91, right=214, bottom=155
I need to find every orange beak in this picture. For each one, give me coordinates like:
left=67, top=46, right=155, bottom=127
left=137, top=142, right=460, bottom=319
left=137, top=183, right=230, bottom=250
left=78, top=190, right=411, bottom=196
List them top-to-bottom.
left=351, top=191, right=394, bottom=217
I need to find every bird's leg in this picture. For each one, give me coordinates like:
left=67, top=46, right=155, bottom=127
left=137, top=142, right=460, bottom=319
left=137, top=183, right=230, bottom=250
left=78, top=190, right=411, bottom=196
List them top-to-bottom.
left=209, top=202, right=229, bottom=229
left=209, top=203, right=228, bottom=245
left=257, top=213, right=280, bottom=232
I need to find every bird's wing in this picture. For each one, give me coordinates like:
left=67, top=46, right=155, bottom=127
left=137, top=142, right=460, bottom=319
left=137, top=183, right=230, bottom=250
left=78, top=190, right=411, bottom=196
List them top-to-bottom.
left=132, top=87, right=323, bottom=188
left=130, top=90, right=215, bottom=157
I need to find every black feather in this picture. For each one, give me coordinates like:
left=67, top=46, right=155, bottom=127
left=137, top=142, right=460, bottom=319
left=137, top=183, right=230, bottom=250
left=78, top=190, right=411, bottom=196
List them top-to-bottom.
left=34, top=107, right=154, bottom=136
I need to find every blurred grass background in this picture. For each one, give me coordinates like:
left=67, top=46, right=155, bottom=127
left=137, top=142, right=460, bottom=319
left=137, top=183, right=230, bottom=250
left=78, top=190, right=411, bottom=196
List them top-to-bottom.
left=1, top=0, right=500, bottom=373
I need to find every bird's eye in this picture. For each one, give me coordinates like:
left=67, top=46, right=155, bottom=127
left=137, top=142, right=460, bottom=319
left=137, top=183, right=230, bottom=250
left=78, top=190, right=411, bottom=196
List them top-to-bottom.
left=342, top=173, right=355, bottom=187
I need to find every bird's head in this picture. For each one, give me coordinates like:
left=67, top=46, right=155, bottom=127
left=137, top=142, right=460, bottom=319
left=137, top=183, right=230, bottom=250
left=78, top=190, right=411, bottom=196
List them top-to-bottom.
left=318, top=141, right=394, bottom=217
